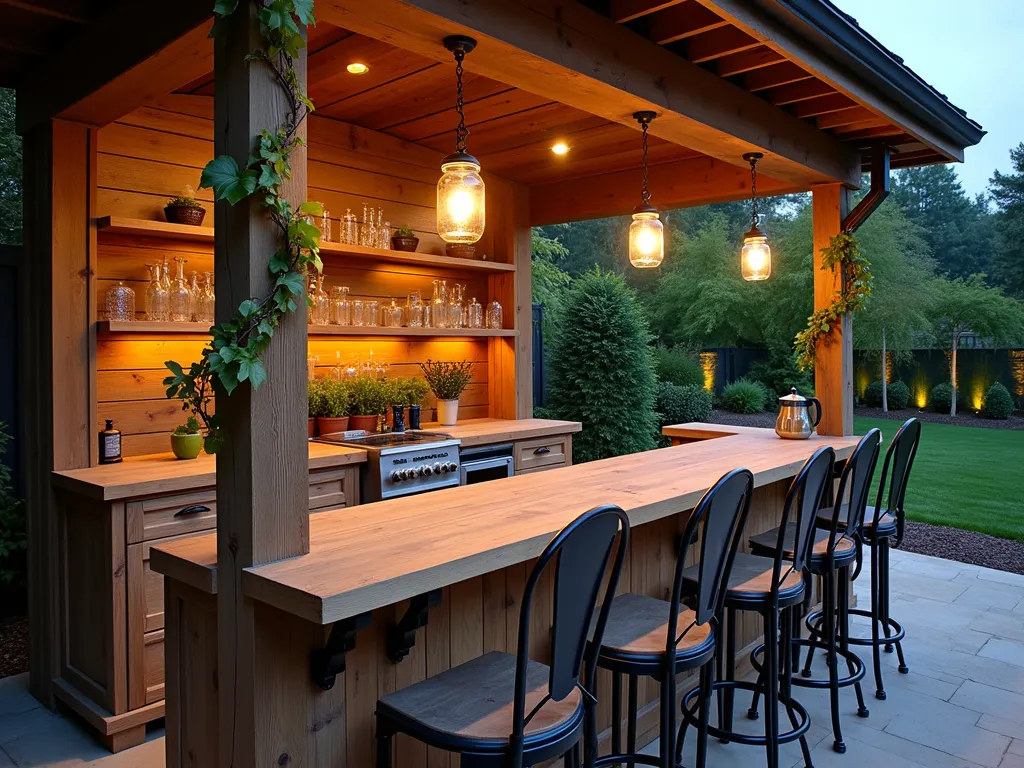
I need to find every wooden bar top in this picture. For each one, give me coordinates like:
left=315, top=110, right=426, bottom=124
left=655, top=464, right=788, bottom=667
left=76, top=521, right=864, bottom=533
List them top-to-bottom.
left=418, top=417, right=581, bottom=446
left=152, top=425, right=861, bottom=625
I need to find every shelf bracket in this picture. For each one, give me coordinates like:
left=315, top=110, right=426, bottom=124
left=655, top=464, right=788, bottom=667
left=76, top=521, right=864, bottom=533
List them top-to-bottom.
left=843, top=142, right=890, bottom=233
left=386, top=589, right=443, bottom=663
left=310, top=611, right=373, bottom=691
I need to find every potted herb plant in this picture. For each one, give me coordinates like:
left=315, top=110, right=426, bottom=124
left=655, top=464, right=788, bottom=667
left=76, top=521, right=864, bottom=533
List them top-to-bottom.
left=164, top=185, right=207, bottom=227
left=390, top=226, right=419, bottom=252
left=420, top=359, right=473, bottom=426
left=348, top=375, right=387, bottom=432
left=307, top=376, right=327, bottom=437
left=317, top=378, right=351, bottom=436
left=170, top=416, right=204, bottom=460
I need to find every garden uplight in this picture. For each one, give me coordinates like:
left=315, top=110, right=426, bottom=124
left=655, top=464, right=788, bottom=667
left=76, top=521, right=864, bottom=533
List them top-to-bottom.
left=628, top=111, right=664, bottom=268
left=741, top=152, right=771, bottom=281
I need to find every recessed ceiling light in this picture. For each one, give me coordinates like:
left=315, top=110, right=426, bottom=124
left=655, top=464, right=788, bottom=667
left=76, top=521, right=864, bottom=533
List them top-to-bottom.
left=347, top=62, right=369, bottom=75
left=551, top=142, right=569, bottom=155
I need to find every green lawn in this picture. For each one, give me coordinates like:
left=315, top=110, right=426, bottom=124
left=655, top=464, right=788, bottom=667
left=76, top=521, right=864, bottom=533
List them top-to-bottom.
left=853, top=416, right=1024, bottom=541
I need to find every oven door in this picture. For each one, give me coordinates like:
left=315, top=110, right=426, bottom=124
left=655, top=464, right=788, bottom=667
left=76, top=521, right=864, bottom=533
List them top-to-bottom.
left=459, top=443, right=514, bottom=486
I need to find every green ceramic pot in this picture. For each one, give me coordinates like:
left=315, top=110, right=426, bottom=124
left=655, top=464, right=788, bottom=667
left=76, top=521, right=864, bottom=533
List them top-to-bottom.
left=170, top=432, right=203, bottom=460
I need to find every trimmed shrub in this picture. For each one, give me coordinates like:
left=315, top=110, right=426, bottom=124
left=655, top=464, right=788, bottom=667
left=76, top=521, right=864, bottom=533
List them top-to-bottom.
left=545, top=269, right=659, bottom=462
left=653, top=347, right=705, bottom=389
left=747, top=348, right=814, bottom=400
left=721, top=377, right=768, bottom=414
left=864, top=380, right=885, bottom=408
left=888, top=381, right=910, bottom=411
left=657, top=382, right=713, bottom=427
left=929, top=382, right=966, bottom=415
left=983, top=382, right=1014, bottom=420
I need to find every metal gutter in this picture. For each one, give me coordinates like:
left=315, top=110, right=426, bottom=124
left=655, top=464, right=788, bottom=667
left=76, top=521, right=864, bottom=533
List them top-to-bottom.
left=758, top=0, right=985, bottom=151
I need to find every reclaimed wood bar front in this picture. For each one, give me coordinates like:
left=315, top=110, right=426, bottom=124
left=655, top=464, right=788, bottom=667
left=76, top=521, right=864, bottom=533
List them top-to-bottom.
left=152, top=425, right=859, bottom=765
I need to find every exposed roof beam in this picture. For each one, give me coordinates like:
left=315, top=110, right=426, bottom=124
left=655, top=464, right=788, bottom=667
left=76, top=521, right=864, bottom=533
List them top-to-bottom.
left=0, top=0, right=89, bottom=24
left=16, top=0, right=212, bottom=132
left=317, top=0, right=860, bottom=186
left=610, top=0, right=689, bottom=23
left=648, top=3, right=727, bottom=45
left=685, top=25, right=760, bottom=63
left=714, top=46, right=783, bottom=77
left=744, top=61, right=810, bottom=92
left=766, top=79, right=834, bottom=106
left=790, top=93, right=856, bottom=118
left=816, top=106, right=877, bottom=130
left=529, top=154, right=803, bottom=225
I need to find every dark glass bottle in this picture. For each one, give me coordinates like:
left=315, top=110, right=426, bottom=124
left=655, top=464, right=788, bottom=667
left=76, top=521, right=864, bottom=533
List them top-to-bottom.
left=391, top=404, right=406, bottom=433
left=408, top=404, right=422, bottom=430
left=98, top=419, right=122, bottom=464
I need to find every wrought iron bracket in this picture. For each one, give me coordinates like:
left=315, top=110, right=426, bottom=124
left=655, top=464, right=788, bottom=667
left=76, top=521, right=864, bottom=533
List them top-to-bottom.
left=843, top=142, right=890, bottom=233
left=386, top=589, right=442, bottom=663
left=310, top=611, right=373, bottom=691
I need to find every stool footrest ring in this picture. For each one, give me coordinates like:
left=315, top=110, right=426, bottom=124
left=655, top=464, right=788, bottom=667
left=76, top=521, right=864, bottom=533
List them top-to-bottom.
left=805, top=608, right=905, bottom=647
left=749, top=639, right=866, bottom=689
left=680, top=679, right=811, bottom=747
left=595, top=754, right=660, bottom=767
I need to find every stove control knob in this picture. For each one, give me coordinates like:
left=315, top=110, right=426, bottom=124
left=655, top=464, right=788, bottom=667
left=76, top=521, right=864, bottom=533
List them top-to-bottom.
left=447, top=462, right=459, bottom=473
left=432, top=463, right=444, bottom=474
left=421, top=465, right=432, bottom=476
left=402, top=469, right=416, bottom=480
left=390, top=470, right=402, bottom=483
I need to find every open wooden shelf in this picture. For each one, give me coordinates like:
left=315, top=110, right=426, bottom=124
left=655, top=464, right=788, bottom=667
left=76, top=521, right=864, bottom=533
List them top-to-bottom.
left=96, top=216, right=516, bottom=274
left=97, top=321, right=517, bottom=338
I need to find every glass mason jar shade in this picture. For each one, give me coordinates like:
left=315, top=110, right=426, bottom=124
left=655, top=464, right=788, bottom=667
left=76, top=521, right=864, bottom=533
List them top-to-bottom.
left=437, top=154, right=485, bottom=244
left=628, top=208, right=664, bottom=268
left=741, top=228, right=771, bottom=281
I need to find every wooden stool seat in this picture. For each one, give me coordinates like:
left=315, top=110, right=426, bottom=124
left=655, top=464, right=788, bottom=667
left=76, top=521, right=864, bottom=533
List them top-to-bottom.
left=815, top=504, right=896, bottom=537
left=749, top=526, right=856, bottom=569
left=682, top=552, right=803, bottom=607
left=596, top=593, right=714, bottom=663
left=377, top=651, right=583, bottom=749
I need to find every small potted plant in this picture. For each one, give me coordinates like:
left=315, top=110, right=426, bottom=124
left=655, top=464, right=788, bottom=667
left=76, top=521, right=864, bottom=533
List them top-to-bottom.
left=164, top=185, right=206, bottom=227
left=391, top=226, right=419, bottom=252
left=420, top=359, right=473, bottom=426
left=348, top=375, right=387, bottom=432
left=307, top=377, right=327, bottom=437
left=317, top=378, right=351, bottom=436
left=170, top=416, right=203, bottom=460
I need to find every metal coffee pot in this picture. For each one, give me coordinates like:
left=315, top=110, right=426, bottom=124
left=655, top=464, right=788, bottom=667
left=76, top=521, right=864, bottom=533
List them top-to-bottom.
left=775, top=387, right=822, bottom=439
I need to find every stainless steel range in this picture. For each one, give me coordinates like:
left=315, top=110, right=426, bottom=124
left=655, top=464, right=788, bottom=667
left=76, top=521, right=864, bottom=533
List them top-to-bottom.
left=315, top=431, right=461, bottom=501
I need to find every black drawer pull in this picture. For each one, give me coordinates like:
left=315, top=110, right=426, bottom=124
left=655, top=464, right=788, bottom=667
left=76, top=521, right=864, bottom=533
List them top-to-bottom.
left=533, top=446, right=551, bottom=455
left=174, top=504, right=211, bottom=518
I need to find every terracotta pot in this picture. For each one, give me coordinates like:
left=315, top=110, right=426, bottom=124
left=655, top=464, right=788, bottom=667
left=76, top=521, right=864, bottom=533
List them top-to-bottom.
left=164, top=205, right=206, bottom=227
left=390, top=235, right=419, bottom=252
left=445, top=243, right=476, bottom=260
left=437, top=398, right=459, bottom=426
left=349, top=414, right=379, bottom=432
left=317, top=416, right=350, bottom=435
left=308, top=417, right=316, bottom=438
left=170, top=432, right=203, bottom=460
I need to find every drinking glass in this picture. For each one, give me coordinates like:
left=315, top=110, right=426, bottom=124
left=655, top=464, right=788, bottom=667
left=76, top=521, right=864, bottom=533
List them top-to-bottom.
left=169, top=257, right=191, bottom=322
left=145, top=264, right=169, bottom=322
left=310, top=275, right=330, bottom=326
left=431, top=279, right=448, bottom=329
left=105, top=281, right=136, bottom=322
left=331, top=286, right=352, bottom=325
left=407, top=291, right=424, bottom=328
left=352, top=298, right=365, bottom=327
left=365, top=299, right=379, bottom=327
left=486, top=300, right=503, bottom=330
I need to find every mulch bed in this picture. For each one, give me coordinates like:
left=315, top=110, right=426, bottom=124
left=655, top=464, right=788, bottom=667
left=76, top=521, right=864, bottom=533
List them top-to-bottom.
left=856, top=406, right=1024, bottom=430
left=901, top=520, right=1024, bottom=576
left=0, top=616, right=28, bottom=679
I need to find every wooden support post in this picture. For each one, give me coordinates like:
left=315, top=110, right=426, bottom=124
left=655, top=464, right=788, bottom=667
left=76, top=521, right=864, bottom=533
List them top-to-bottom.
left=213, top=6, right=309, bottom=766
left=21, top=119, right=95, bottom=707
left=812, top=184, right=853, bottom=436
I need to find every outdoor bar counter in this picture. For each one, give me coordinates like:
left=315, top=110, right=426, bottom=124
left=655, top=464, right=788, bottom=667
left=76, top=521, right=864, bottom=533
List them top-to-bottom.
left=152, top=423, right=859, bottom=767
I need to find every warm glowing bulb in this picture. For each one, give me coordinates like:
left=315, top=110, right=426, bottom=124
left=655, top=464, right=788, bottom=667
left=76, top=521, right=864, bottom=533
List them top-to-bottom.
left=346, top=62, right=369, bottom=74
left=551, top=142, right=569, bottom=155
left=437, top=157, right=485, bottom=244
left=447, top=187, right=475, bottom=224
left=628, top=210, right=664, bottom=268
left=636, top=228, right=658, bottom=255
left=741, top=234, right=771, bottom=281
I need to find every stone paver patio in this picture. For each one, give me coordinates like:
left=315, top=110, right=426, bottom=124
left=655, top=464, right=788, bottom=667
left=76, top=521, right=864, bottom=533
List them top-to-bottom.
left=1, top=549, right=1023, bottom=767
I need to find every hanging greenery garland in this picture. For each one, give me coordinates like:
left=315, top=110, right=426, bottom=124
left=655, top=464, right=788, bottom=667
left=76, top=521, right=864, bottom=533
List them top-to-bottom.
left=163, top=0, right=321, bottom=454
left=794, top=231, right=873, bottom=371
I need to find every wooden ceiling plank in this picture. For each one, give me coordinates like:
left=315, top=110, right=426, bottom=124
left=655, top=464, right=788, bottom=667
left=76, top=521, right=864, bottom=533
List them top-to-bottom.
left=316, top=0, right=861, bottom=186
left=610, top=0, right=688, bottom=23
left=649, top=3, right=728, bottom=45
left=686, top=25, right=761, bottom=64
left=713, top=46, right=783, bottom=77
left=744, top=61, right=810, bottom=92
left=766, top=79, right=835, bottom=106
left=386, top=88, right=550, bottom=142
left=789, top=93, right=857, bottom=119
left=419, top=106, right=608, bottom=157
left=816, top=107, right=878, bottom=130
left=833, top=124, right=904, bottom=141
left=496, top=141, right=699, bottom=185
left=530, top=154, right=803, bottom=225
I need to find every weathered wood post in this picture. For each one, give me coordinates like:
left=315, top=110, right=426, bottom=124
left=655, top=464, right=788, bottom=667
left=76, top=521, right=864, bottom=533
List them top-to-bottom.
left=213, top=5, right=310, bottom=765
left=812, top=184, right=854, bottom=436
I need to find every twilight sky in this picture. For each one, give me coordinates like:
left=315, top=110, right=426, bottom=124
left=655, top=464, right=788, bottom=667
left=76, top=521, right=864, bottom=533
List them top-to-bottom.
left=838, top=0, right=1023, bottom=198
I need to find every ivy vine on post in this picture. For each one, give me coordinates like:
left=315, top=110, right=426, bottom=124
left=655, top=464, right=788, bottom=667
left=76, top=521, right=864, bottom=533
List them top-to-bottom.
left=163, top=0, right=321, bottom=454
left=794, top=231, right=873, bottom=371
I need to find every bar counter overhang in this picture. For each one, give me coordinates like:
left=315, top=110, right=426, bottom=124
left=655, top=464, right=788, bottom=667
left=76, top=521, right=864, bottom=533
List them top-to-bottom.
left=151, top=424, right=860, bottom=762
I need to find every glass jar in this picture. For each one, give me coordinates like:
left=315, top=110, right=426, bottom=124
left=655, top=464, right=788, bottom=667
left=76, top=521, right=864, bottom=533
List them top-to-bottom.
left=343, top=208, right=357, bottom=245
left=378, top=220, right=391, bottom=250
left=169, top=257, right=191, bottom=322
left=145, top=264, right=169, bottom=322
left=311, top=275, right=330, bottom=326
left=431, top=279, right=448, bottom=329
left=106, top=281, right=136, bottom=322
left=448, top=283, right=465, bottom=329
left=331, top=286, right=352, bottom=325
left=407, top=290, right=424, bottom=328
left=468, top=296, right=483, bottom=329
left=352, top=298, right=365, bottom=327
left=364, top=299, right=379, bottom=327
left=383, top=299, right=403, bottom=328
left=486, top=299, right=503, bottom=330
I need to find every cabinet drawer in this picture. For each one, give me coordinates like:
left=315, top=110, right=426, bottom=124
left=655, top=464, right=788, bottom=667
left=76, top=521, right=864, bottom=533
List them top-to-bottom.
left=515, top=435, right=569, bottom=472
left=308, top=466, right=357, bottom=511
left=127, top=489, right=217, bottom=544
left=141, top=629, right=165, bottom=707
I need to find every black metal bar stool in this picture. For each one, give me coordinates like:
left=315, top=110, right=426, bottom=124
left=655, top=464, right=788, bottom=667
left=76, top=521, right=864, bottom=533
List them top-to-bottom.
left=805, top=418, right=922, bottom=701
left=747, top=429, right=881, bottom=753
left=678, top=446, right=835, bottom=768
left=591, top=468, right=754, bottom=768
left=374, top=504, right=630, bottom=768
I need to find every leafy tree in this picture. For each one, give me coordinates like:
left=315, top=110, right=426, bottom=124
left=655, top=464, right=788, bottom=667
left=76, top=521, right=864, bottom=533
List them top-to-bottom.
left=0, top=88, right=21, bottom=244
left=990, top=143, right=1024, bottom=296
left=889, top=165, right=994, bottom=280
left=531, top=230, right=572, bottom=355
left=544, top=268, right=658, bottom=462
left=928, top=275, right=1024, bottom=416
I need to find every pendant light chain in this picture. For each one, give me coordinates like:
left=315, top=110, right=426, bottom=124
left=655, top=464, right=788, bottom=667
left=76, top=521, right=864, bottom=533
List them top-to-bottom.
left=454, top=48, right=469, bottom=154
left=641, top=118, right=651, bottom=207
left=749, top=154, right=759, bottom=229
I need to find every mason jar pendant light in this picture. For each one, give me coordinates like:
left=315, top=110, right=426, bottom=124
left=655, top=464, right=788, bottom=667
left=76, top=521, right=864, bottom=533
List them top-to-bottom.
left=437, top=35, right=485, bottom=244
left=628, top=111, right=664, bottom=268
left=741, top=152, right=771, bottom=281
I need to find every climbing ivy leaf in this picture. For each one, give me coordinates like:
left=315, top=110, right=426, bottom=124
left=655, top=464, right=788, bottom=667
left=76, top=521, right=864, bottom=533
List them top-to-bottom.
left=200, top=156, right=258, bottom=205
